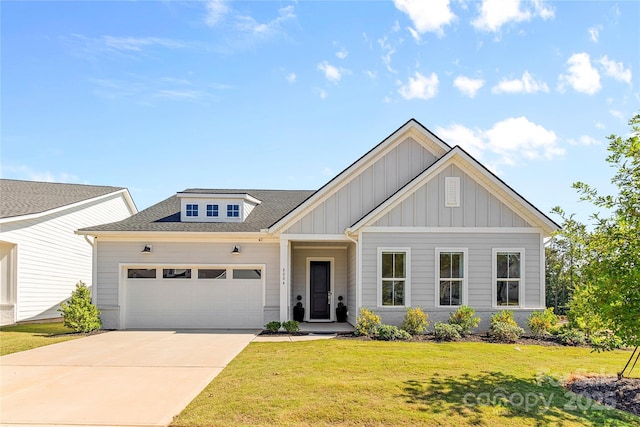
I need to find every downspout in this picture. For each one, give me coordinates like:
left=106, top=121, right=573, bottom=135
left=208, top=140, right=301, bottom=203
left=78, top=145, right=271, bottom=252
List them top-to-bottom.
left=344, top=229, right=358, bottom=323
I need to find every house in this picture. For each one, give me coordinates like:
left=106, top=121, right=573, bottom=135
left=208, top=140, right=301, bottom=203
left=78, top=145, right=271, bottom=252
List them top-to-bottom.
left=77, top=119, right=559, bottom=330
left=0, top=180, right=137, bottom=325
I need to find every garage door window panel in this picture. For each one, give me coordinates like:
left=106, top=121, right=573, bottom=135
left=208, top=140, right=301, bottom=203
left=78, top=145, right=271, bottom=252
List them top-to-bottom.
left=128, top=268, right=157, bottom=279
left=163, top=269, right=192, bottom=279
left=198, top=269, right=227, bottom=279
left=233, top=269, right=261, bottom=279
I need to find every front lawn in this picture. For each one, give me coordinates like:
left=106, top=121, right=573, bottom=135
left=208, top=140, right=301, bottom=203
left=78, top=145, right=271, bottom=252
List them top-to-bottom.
left=0, top=322, right=79, bottom=355
left=172, top=340, right=639, bottom=426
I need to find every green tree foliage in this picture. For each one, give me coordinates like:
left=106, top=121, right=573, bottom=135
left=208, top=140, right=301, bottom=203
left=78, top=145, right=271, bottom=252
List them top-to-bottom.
left=554, top=113, right=640, bottom=351
left=58, top=281, right=101, bottom=333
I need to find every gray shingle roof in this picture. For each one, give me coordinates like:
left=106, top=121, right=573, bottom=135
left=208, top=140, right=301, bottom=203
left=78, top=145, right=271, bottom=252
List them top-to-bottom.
left=1, top=179, right=126, bottom=219
left=79, top=189, right=315, bottom=233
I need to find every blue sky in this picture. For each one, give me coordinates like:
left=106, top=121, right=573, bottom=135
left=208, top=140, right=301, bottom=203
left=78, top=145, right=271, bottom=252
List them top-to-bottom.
left=2, top=0, right=638, bottom=224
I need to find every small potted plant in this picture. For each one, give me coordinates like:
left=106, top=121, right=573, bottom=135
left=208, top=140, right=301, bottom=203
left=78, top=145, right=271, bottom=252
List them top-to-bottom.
left=336, top=296, right=347, bottom=322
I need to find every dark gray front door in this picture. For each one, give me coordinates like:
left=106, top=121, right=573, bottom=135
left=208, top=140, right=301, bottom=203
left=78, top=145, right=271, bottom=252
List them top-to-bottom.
left=310, top=261, right=330, bottom=319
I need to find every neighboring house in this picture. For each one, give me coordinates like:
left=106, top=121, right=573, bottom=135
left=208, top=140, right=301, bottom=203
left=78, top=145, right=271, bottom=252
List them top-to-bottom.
left=78, top=119, right=559, bottom=330
left=0, top=180, right=137, bottom=325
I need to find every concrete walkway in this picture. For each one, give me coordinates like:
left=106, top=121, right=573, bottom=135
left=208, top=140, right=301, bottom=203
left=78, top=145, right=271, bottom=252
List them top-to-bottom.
left=0, top=330, right=257, bottom=427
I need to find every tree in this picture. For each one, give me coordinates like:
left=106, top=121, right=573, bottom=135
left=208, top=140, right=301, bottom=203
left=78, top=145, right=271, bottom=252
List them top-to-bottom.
left=554, top=113, right=639, bottom=375
left=58, top=281, right=102, bottom=333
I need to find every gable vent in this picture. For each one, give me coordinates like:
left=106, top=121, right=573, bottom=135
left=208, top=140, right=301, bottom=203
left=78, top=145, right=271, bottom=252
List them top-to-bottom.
left=445, top=177, right=460, bottom=207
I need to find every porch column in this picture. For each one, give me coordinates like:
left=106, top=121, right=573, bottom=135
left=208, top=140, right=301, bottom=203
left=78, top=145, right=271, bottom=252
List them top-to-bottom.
left=279, top=237, right=291, bottom=322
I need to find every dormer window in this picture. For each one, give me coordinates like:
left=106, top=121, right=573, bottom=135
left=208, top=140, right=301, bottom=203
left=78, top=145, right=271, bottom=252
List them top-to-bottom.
left=186, top=204, right=199, bottom=217
left=207, top=204, right=219, bottom=217
left=227, top=204, right=240, bottom=218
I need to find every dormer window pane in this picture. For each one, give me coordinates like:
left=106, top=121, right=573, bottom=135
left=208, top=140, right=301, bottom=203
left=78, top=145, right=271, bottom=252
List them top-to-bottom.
left=186, top=204, right=198, bottom=217
left=206, top=204, right=219, bottom=217
left=227, top=204, right=240, bottom=217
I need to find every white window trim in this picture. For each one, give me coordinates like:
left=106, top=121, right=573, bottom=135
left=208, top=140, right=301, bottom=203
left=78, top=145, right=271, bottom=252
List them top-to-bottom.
left=445, top=176, right=460, bottom=207
left=376, top=247, right=411, bottom=308
left=435, top=247, right=468, bottom=308
left=492, top=248, right=525, bottom=309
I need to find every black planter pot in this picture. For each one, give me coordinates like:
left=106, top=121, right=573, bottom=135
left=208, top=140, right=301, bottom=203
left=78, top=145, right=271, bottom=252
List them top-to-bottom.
left=293, top=303, right=305, bottom=322
left=336, top=305, right=347, bottom=323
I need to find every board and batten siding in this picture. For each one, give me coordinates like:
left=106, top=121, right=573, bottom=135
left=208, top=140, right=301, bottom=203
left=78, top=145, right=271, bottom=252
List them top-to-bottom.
left=284, top=137, right=438, bottom=235
left=374, top=164, right=531, bottom=228
left=0, top=194, right=132, bottom=323
left=360, top=231, right=543, bottom=327
left=95, top=240, right=280, bottom=329
left=346, top=242, right=357, bottom=325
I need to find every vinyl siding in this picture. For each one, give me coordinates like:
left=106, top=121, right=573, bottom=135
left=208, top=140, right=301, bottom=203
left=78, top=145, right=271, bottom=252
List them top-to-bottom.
left=284, top=137, right=438, bottom=234
left=374, top=164, right=531, bottom=228
left=0, top=194, right=132, bottom=323
left=360, top=231, right=542, bottom=326
left=95, top=240, right=280, bottom=329
left=346, top=242, right=356, bottom=325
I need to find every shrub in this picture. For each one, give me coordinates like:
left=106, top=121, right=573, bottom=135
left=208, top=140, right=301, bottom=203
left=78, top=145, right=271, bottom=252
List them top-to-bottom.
left=58, top=281, right=101, bottom=333
left=448, top=305, right=480, bottom=336
left=401, top=307, right=429, bottom=335
left=354, top=308, right=381, bottom=337
left=527, top=308, right=559, bottom=338
left=490, top=310, right=518, bottom=327
left=281, top=320, right=299, bottom=333
left=265, top=321, right=282, bottom=333
left=433, top=322, right=462, bottom=341
left=489, top=322, right=524, bottom=343
left=377, top=324, right=412, bottom=341
left=557, top=328, right=587, bottom=346
left=589, top=330, right=624, bottom=351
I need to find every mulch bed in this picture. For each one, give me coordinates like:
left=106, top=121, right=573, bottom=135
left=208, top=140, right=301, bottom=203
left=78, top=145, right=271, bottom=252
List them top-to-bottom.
left=565, top=376, right=640, bottom=416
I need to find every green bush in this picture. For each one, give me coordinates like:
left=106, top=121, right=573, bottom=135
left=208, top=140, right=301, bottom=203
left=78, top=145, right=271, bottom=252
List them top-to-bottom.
left=57, top=281, right=101, bottom=333
left=448, top=305, right=480, bottom=336
left=401, top=307, right=429, bottom=335
left=354, top=308, right=381, bottom=337
left=527, top=308, right=559, bottom=338
left=490, top=310, right=518, bottom=327
left=282, top=320, right=299, bottom=333
left=265, top=321, right=282, bottom=333
left=433, top=322, right=462, bottom=341
left=489, top=322, right=524, bottom=343
left=377, top=324, right=411, bottom=341
left=557, top=328, right=587, bottom=346
left=589, top=330, right=624, bottom=351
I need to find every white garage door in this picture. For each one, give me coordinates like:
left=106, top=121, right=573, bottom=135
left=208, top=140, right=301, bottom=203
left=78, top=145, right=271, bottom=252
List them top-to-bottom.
left=124, top=267, right=264, bottom=329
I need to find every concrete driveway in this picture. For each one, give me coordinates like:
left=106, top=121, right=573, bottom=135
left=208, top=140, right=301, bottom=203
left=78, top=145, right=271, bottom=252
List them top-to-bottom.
left=0, top=330, right=258, bottom=427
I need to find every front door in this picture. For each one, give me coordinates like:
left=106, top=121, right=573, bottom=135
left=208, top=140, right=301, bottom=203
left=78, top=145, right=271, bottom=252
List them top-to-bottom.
left=310, top=261, right=330, bottom=320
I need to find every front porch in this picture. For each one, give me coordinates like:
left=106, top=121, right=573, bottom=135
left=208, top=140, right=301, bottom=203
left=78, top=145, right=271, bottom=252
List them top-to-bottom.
left=297, top=321, right=354, bottom=334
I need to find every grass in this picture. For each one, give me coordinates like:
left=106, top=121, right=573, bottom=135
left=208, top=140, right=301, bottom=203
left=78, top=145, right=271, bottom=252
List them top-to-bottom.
left=0, top=322, right=79, bottom=355
left=172, top=340, right=639, bottom=427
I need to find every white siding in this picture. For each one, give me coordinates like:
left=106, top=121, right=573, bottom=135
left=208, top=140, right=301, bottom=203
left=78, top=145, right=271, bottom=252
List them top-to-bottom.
left=284, top=137, right=438, bottom=234
left=374, top=164, right=531, bottom=228
left=0, top=194, right=133, bottom=323
left=360, top=231, right=543, bottom=327
left=95, top=240, right=280, bottom=329
left=346, top=242, right=356, bottom=325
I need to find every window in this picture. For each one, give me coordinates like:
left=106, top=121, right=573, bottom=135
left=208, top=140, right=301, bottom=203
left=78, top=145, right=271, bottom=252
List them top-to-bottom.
left=445, top=177, right=460, bottom=207
left=186, top=204, right=198, bottom=217
left=206, top=204, right=219, bottom=217
left=227, top=204, right=240, bottom=217
left=437, top=249, right=466, bottom=306
left=380, top=250, right=408, bottom=306
left=495, top=250, right=523, bottom=306
left=128, top=268, right=156, bottom=279
left=162, top=269, right=192, bottom=279
left=198, top=269, right=226, bottom=279
left=233, top=269, right=261, bottom=279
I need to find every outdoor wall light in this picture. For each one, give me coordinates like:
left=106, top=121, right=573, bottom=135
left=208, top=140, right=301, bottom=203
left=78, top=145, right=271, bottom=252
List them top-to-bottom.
left=141, top=244, right=152, bottom=253
left=231, top=245, right=240, bottom=254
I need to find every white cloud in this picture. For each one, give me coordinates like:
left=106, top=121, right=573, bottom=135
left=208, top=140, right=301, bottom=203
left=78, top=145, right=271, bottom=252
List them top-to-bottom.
left=205, top=0, right=230, bottom=27
left=393, top=0, right=456, bottom=37
left=471, top=0, right=554, bottom=33
left=234, top=5, right=295, bottom=36
left=588, top=24, right=602, bottom=43
left=102, top=36, right=186, bottom=52
left=378, top=36, right=397, bottom=73
left=336, top=48, right=348, bottom=59
left=558, top=53, right=601, bottom=95
left=599, top=56, right=632, bottom=84
left=318, top=61, right=348, bottom=84
left=365, top=70, right=377, bottom=79
left=492, top=70, right=549, bottom=94
left=286, top=72, right=296, bottom=83
left=398, top=72, right=439, bottom=100
left=453, top=76, right=485, bottom=98
left=314, top=88, right=328, bottom=99
left=610, top=109, right=625, bottom=120
left=436, top=116, right=564, bottom=167
left=595, top=122, right=605, bottom=129
left=568, top=135, right=600, bottom=146
left=2, top=165, right=80, bottom=184
left=322, top=167, right=334, bottom=176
